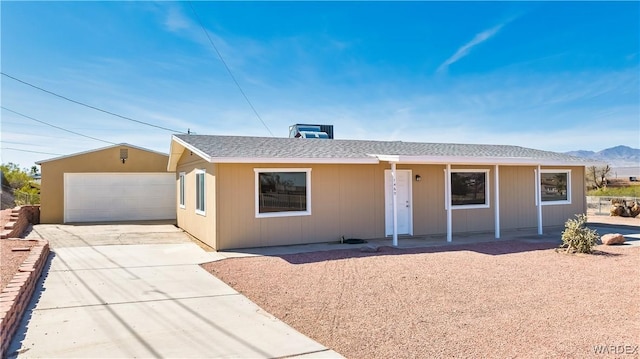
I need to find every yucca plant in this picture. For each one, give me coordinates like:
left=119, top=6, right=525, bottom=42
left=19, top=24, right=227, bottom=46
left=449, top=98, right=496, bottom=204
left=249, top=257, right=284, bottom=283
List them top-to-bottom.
left=560, top=214, right=599, bottom=254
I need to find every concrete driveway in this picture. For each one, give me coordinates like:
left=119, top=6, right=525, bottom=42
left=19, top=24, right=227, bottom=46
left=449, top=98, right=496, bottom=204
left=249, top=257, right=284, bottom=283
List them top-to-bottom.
left=8, top=223, right=342, bottom=358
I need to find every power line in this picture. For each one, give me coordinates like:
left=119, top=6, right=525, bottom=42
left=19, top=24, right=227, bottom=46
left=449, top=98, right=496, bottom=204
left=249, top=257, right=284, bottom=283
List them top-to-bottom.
left=187, top=2, right=274, bottom=137
left=1, top=72, right=185, bottom=134
left=1, top=106, right=118, bottom=145
left=0, top=131, right=88, bottom=142
left=0, top=140, right=47, bottom=147
left=1, top=147, right=63, bottom=156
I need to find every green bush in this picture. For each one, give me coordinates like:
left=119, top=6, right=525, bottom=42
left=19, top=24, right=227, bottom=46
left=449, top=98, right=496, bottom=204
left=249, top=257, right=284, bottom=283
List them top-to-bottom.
left=1, top=163, right=35, bottom=188
left=587, top=186, right=640, bottom=197
left=14, top=189, right=40, bottom=205
left=560, top=214, right=599, bottom=254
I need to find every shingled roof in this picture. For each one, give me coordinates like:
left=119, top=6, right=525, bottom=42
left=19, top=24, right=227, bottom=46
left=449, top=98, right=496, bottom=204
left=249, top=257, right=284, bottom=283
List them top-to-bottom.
left=169, top=134, right=593, bottom=169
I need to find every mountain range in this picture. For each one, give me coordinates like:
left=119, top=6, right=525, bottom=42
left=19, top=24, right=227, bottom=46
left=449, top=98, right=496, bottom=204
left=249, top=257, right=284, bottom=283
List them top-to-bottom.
left=565, top=145, right=640, bottom=168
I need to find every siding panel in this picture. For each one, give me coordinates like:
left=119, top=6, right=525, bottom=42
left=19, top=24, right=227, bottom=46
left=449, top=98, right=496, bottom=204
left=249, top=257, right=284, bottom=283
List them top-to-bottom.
left=176, top=156, right=216, bottom=249
left=208, top=163, right=587, bottom=249
left=216, top=164, right=386, bottom=249
left=411, top=165, right=446, bottom=235
left=499, top=166, right=537, bottom=230
left=541, top=166, right=586, bottom=227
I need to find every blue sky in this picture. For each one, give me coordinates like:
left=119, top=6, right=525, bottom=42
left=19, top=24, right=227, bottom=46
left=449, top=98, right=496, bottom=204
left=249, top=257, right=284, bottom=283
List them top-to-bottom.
left=1, top=1, right=638, bottom=169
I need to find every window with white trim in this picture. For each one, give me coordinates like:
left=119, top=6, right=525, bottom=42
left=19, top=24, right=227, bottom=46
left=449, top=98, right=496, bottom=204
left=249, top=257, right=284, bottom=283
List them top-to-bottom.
left=255, top=168, right=311, bottom=218
left=195, top=169, right=205, bottom=215
left=450, top=169, right=490, bottom=209
left=540, top=170, right=571, bottom=205
left=179, top=172, right=185, bottom=208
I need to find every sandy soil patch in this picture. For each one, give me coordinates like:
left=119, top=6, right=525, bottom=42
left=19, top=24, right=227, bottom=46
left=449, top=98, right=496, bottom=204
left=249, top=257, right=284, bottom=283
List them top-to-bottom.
left=1, top=208, right=12, bottom=228
left=1, top=239, right=39, bottom=292
left=202, top=240, right=639, bottom=358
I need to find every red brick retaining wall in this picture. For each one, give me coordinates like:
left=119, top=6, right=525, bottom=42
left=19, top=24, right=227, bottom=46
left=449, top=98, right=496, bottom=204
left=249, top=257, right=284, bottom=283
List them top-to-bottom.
left=0, top=205, right=46, bottom=357
left=1, top=206, right=40, bottom=240
left=0, top=240, right=49, bottom=357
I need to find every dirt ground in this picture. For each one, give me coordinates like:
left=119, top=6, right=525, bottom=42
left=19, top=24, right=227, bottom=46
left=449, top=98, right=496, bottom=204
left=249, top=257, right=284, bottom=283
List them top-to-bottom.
left=0, top=208, right=39, bottom=292
left=1, top=208, right=12, bottom=228
left=2, top=209, right=638, bottom=357
left=587, top=209, right=640, bottom=226
left=203, top=237, right=639, bottom=358
left=0, top=239, right=39, bottom=292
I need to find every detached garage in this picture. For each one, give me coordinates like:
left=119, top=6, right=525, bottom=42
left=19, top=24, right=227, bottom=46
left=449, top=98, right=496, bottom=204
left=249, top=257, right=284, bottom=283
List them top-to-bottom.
left=37, top=143, right=176, bottom=224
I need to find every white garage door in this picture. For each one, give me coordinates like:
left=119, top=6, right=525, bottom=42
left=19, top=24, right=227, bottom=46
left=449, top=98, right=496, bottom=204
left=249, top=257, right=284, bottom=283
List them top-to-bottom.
left=64, top=173, right=176, bottom=223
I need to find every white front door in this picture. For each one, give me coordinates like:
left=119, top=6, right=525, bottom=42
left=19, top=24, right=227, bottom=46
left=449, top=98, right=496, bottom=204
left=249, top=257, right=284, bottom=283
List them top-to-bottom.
left=385, top=170, right=413, bottom=236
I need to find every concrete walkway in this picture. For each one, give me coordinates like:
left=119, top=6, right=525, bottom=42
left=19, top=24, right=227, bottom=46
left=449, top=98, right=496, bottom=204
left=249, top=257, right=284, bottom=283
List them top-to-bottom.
left=216, top=219, right=640, bottom=258
left=7, top=224, right=342, bottom=358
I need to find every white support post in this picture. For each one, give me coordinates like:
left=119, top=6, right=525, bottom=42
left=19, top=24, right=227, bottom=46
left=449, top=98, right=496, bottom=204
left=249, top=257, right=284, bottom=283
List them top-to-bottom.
left=391, top=162, right=398, bottom=247
left=446, top=164, right=452, bottom=243
left=494, top=164, right=500, bottom=239
left=536, top=165, right=543, bottom=235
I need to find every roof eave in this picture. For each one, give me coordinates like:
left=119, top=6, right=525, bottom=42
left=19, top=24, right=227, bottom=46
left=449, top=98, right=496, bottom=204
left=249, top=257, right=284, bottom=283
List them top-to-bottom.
left=168, top=135, right=213, bottom=171
left=36, top=143, right=168, bottom=165
left=392, top=155, right=593, bottom=166
left=207, top=157, right=379, bottom=164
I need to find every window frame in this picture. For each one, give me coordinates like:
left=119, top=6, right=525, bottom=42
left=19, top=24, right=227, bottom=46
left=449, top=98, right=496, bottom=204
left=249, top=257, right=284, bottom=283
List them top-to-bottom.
left=254, top=168, right=312, bottom=218
left=195, top=169, right=205, bottom=215
left=447, top=169, right=491, bottom=210
left=540, top=169, right=571, bottom=205
left=179, top=172, right=186, bottom=209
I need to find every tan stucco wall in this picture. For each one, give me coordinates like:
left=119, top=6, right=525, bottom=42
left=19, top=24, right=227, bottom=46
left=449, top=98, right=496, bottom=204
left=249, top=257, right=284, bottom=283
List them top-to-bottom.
left=39, top=145, right=170, bottom=223
left=175, top=151, right=217, bottom=249
left=174, top=156, right=587, bottom=250
left=215, top=163, right=394, bottom=249
left=215, top=163, right=582, bottom=250
left=409, top=164, right=447, bottom=235
left=499, top=166, right=586, bottom=230
left=499, top=166, right=538, bottom=229
left=541, top=166, right=586, bottom=227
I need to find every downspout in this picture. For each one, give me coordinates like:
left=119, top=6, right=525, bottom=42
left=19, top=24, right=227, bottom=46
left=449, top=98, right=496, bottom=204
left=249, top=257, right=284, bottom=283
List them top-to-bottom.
left=391, top=162, right=398, bottom=247
left=446, top=164, right=452, bottom=242
left=495, top=164, right=500, bottom=239
left=536, top=165, right=543, bottom=235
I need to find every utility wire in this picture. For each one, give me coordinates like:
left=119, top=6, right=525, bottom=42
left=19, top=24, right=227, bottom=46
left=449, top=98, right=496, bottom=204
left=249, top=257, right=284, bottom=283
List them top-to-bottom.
left=187, top=2, right=274, bottom=137
left=1, top=72, right=185, bottom=134
left=1, top=106, right=118, bottom=145
left=0, top=131, right=87, bottom=142
left=0, top=140, right=46, bottom=147
left=1, top=147, right=63, bottom=156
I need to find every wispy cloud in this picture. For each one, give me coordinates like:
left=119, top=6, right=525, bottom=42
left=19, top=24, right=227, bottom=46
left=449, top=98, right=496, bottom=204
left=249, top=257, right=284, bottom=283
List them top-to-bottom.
left=163, top=5, right=194, bottom=33
left=436, top=22, right=507, bottom=74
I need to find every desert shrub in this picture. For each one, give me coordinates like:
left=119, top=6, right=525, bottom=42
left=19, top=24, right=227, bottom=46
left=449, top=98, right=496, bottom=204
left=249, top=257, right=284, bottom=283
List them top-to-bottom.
left=587, top=186, right=640, bottom=197
left=14, top=189, right=40, bottom=205
left=560, top=214, right=599, bottom=254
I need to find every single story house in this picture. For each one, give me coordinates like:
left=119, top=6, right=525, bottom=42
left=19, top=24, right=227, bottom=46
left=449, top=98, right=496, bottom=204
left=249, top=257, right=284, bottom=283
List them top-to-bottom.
left=168, top=134, right=592, bottom=251
left=37, top=143, right=175, bottom=223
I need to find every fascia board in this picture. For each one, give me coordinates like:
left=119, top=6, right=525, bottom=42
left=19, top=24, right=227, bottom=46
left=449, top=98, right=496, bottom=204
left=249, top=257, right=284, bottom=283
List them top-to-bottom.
left=171, top=136, right=212, bottom=162
left=167, top=140, right=183, bottom=172
left=36, top=143, right=168, bottom=165
left=371, top=154, right=400, bottom=162
left=395, top=155, right=594, bottom=166
left=207, top=157, right=379, bottom=164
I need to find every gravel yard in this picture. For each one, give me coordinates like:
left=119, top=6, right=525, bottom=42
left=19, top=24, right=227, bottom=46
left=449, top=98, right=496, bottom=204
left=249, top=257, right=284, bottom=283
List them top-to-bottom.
left=1, top=208, right=38, bottom=292
left=1, top=208, right=12, bottom=228
left=1, top=239, right=39, bottom=292
left=202, top=240, right=640, bottom=358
